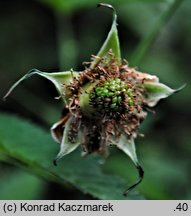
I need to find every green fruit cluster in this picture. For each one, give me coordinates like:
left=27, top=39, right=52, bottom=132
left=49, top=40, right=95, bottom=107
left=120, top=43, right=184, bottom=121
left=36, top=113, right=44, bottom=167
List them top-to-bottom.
left=90, top=78, right=134, bottom=113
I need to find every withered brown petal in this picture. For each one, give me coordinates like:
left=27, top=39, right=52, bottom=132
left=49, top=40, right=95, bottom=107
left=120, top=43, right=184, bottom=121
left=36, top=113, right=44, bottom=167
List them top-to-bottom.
left=51, top=113, right=70, bottom=144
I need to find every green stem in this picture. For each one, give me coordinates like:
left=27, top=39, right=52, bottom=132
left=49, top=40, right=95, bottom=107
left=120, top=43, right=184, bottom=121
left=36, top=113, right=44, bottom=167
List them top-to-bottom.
left=130, top=0, right=183, bottom=66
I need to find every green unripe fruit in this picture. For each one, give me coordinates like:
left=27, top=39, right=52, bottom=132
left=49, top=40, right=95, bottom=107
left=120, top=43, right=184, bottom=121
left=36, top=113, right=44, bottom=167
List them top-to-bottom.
left=90, top=78, right=134, bottom=115
left=115, top=78, right=121, bottom=83
left=110, top=80, right=116, bottom=85
left=104, top=81, right=109, bottom=86
left=115, top=85, right=121, bottom=90
left=109, top=86, right=116, bottom=91
left=96, top=87, right=102, bottom=92
left=103, top=88, right=109, bottom=96
left=126, top=90, right=133, bottom=97
left=96, top=91, right=102, bottom=97
left=116, top=91, right=121, bottom=96
left=108, top=92, right=114, bottom=97
left=117, top=96, right=122, bottom=103
left=112, top=97, right=118, bottom=103
left=128, top=99, right=134, bottom=106
left=110, top=103, right=117, bottom=109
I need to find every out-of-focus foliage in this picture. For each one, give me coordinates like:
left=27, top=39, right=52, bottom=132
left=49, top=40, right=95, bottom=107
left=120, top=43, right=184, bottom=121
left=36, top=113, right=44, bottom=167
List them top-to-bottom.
left=0, top=0, right=190, bottom=199
left=37, top=0, right=162, bottom=13
left=0, top=114, right=143, bottom=200
left=0, top=168, right=44, bottom=199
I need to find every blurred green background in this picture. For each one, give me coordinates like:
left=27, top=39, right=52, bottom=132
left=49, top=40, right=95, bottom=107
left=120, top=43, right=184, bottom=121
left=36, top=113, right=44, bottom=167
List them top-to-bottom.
left=0, top=0, right=190, bottom=200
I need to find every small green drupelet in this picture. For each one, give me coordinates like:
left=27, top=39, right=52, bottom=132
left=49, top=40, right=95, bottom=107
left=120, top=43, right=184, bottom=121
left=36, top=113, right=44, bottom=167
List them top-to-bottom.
left=90, top=78, right=134, bottom=114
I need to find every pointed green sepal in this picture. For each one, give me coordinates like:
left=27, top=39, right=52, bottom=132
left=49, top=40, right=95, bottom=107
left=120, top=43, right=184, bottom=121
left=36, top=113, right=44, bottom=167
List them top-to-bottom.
left=91, top=4, right=121, bottom=68
left=3, top=69, right=79, bottom=101
left=79, top=81, right=98, bottom=116
left=143, top=82, right=185, bottom=107
left=51, top=113, right=70, bottom=144
left=53, top=115, right=81, bottom=165
left=112, top=134, right=144, bottom=196
left=117, top=135, right=139, bottom=166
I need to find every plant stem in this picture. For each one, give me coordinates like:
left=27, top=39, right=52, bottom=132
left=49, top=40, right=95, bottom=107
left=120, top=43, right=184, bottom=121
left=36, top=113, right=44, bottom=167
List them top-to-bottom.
left=130, top=0, right=184, bottom=66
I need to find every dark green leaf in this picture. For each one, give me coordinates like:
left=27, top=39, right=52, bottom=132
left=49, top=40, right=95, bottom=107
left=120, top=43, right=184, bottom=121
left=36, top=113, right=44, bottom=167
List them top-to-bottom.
left=0, top=113, right=144, bottom=200
left=0, top=169, right=44, bottom=199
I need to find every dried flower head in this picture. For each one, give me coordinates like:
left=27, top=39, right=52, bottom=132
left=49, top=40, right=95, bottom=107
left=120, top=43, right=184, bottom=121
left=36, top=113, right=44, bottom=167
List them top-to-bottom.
left=4, top=3, right=184, bottom=196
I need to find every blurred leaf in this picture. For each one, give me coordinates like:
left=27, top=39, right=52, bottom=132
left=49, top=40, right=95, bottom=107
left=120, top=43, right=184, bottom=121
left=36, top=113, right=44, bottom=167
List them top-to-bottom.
left=38, top=0, right=165, bottom=13
left=38, top=0, right=101, bottom=13
left=0, top=113, right=144, bottom=200
left=141, top=144, right=190, bottom=199
left=0, top=169, right=44, bottom=199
